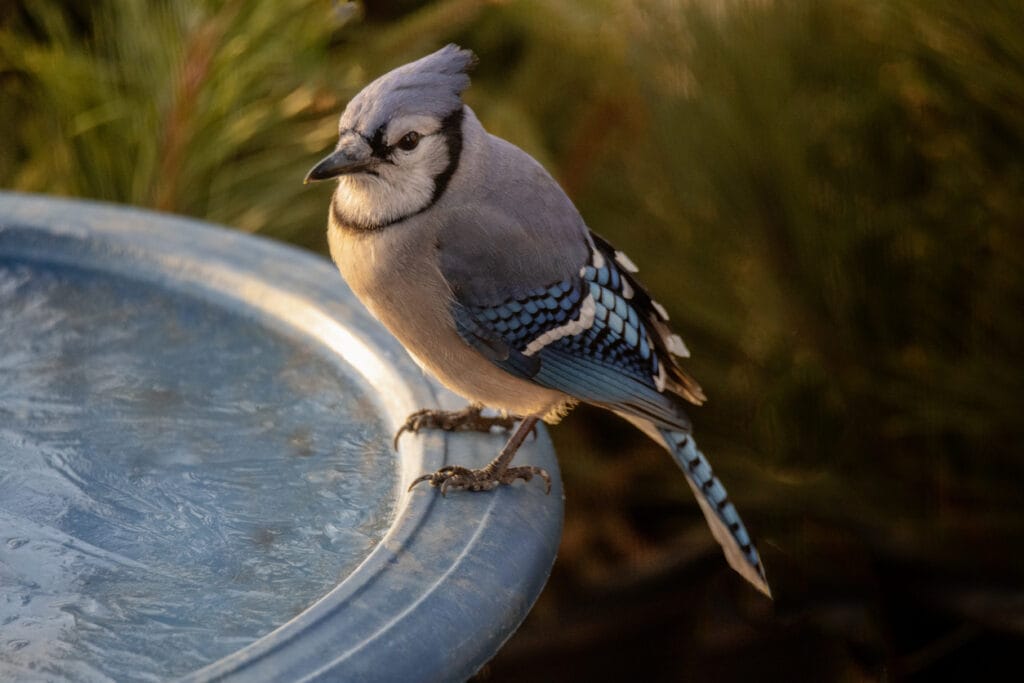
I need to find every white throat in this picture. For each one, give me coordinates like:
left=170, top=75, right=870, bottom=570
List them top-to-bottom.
left=331, top=133, right=451, bottom=229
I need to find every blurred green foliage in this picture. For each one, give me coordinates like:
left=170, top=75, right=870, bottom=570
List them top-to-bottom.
left=0, top=0, right=347, bottom=243
left=3, top=0, right=1023, bottom=679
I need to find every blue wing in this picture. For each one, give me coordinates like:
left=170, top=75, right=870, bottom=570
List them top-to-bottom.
left=450, top=233, right=701, bottom=429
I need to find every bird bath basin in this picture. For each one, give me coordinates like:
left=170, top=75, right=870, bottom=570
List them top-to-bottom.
left=0, top=193, right=562, bottom=682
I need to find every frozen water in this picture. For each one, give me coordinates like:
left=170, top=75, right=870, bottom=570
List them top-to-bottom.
left=0, top=259, right=397, bottom=681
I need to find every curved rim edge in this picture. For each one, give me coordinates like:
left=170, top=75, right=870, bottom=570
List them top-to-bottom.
left=0, top=192, right=564, bottom=683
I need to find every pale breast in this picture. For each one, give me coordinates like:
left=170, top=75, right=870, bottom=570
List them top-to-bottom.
left=326, top=219, right=569, bottom=419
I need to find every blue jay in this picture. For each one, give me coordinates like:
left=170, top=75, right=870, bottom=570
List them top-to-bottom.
left=306, top=45, right=770, bottom=597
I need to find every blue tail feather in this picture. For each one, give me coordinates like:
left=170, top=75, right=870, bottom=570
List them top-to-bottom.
left=659, top=428, right=770, bottom=597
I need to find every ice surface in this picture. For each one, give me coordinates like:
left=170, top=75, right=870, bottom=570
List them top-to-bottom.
left=0, top=260, right=397, bottom=681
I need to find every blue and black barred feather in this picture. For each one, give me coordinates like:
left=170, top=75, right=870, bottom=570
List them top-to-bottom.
left=451, top=232, right=696, bottom=429
left=588, top=232, right=706, bottom=405
left=569, top=260, right=660, bottom=381
left=471, top=279, right=584, bottom=352
left=660, top=427, right=768, bottom=592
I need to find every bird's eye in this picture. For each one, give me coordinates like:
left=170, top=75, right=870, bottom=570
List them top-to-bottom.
left=397, top=131, right=421, bottom=151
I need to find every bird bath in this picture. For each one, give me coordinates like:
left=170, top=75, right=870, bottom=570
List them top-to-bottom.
left=0, top=193, right=562, bottom=682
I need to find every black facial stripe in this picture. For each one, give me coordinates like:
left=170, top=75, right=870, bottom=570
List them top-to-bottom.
left=431, top=107, right=464, bottom=205
left=367, top=126, right=390, bottom=159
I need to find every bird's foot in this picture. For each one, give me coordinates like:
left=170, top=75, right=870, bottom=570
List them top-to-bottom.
left=393, top=404, right=519, bottom=449
left=406, top=415, right=548, bottom=496
left=408, top=463, right=551, bottom=496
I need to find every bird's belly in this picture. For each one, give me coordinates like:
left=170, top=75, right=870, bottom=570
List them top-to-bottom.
left=329, top=224, right=568, bottom=419
left=403, top=335, right=569, bottom=419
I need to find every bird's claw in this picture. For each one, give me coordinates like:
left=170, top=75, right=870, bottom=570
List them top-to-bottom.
left=393, top=405, right=520, bottom=449
left=408, top=464, right=551, bottom=496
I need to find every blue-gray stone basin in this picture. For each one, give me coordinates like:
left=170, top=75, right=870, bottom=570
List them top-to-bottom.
left=0, top=192, right=563, bottom=682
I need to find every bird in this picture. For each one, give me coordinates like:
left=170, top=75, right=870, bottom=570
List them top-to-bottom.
left=305, top=45, right=770, bottom=597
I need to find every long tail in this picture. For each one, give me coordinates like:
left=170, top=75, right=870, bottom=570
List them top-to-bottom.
left=619, top=414, right=771, bottom=597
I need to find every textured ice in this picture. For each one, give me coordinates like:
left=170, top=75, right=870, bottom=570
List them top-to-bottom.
left=0, top=260, right=396, bottom=681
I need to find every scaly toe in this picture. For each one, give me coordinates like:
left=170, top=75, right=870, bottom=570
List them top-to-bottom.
left=394, top=406, right=522, bottom=450
left=393, top=409, right=434, bottom=449
left=408, top=463, right=550, bottom=496
left=407, top=465, right=457, bottom=491
left=501, top=466, right=552, bottom=494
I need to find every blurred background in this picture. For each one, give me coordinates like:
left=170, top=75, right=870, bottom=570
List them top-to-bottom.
left=3, top=0, right=1023, bottom=680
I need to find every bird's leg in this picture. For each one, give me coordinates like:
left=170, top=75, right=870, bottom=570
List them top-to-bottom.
left=393, top=403, right=519, bottom=449
left=408, top=416, right=550, bottom=496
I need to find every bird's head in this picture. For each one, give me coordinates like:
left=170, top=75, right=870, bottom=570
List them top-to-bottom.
left=306, top=44, right=476, bottom=230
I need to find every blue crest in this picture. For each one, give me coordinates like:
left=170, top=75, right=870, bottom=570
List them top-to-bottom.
left=340, top=44, right=476, bottom=136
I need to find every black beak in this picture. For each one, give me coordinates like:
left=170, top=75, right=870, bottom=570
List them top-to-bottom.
left=304, top=149, right=373, bottom=184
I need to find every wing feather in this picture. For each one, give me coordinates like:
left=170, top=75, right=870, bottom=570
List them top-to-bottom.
left=445, top=228, right=700, bottom=429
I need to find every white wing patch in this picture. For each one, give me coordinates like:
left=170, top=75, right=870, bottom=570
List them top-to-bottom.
left=614, top=250, right=639, bottom=273
left=523, top=295, right=596, bottom=357
left=651, top=300, right=670, bottom=321
left=666, top=334, right=690, bottom=358
left=654, top=362, right=667, bottom=392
